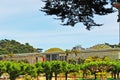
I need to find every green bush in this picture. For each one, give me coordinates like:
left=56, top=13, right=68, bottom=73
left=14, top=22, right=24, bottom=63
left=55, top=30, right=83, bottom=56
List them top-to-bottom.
left=77, top=78, right=85, bottom=80
left=107, top=78, right=117, bottom=80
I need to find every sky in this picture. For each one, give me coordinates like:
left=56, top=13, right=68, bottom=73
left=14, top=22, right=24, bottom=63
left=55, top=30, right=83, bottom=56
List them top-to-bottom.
left=0, top=0, right=119, bottom=51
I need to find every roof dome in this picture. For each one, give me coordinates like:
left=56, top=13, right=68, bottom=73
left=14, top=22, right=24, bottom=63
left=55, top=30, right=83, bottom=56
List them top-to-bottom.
left=89, top=44, right=112, bottom=50
left=45, top=48, right=64, bottom=53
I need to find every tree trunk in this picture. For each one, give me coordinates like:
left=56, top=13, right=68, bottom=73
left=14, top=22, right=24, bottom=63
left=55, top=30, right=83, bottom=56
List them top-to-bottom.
left=82, top=70, right=86, bottom=78
left=65, top=72, right=68, bottom=80
left=111, top=72, right=114, bottom=78
left=113, top=72, right=116, bottom=79
left=117, top=72, right=119, bottom=79
left=45, top=73, right=49, bottom=80
left=49, top=73, right=52, bottom=80
left=55, top=73, right=57, bottom=80
left=94, top=73, right=97, bottom=80
left=9, top=74, right=16, bottom=80
left=37, top=75, right=39, bottom=80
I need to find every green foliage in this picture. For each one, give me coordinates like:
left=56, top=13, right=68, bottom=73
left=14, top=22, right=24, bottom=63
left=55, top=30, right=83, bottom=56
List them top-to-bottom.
left=42, top=0, right=115, bottom=30
left=0, top=39, right=37, bottom=54
left=105, top=43, right=120, bottom=48
left=89, top=44, right=112, bottom=50
left=45, top=48, right=64, bottom=53
left=71, top=49, right=81, bottom=56
left=84, top=56, right=110, bottom=63
left=68, top=58, right=76, bottom=64
left=2, top=60, right=120, bottom=80
left=0, top=61, right=6, bottom=76
left=1, top=61, right=37, bottom=80
left=4, top=61, right=21, bottom=80
left=41, top=61, right=52, bottom=80
left=41, top=61, right=52, bottom=74
left=51, top=61, right=62, bottom=74
left=51, top=61, right=62, bottom=80
left=61, top=61, right=69, bottom=72
left=81, top=61, right=120, bottom=79
left=19, top=62, right=37, bottom=77
left=35, top=62, right=43, bottom=75
left=26, top=64, right=37, bottom=77
left=23, top=74, right=32, bottom=80
left=107, top=78, right=117, bottom=80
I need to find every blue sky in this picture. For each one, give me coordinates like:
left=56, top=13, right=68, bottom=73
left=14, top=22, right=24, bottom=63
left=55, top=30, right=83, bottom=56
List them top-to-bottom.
left=0, top=0, right=119, bottom=51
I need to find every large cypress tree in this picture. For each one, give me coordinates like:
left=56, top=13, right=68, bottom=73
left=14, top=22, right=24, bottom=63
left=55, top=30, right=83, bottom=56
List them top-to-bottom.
left=41, top=0, right=119, bottom=30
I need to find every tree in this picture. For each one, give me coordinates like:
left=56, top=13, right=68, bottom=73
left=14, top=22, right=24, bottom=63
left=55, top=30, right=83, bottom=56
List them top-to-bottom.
left=41, top=0, right=117, bottom=30
left=0, top=39, right=37, bottom=54
left=105, top=43, right=120, bottom=48
left=71, top=48, right=81, bottom=56
left=64, top=49, right=71, bottom=61
left=64, top=49, right=80, bottom=63
left=0, top=61, right=6, bottom=76
left=4, top=61, right=21, bottom=80
left=41, top=61, right=53, bottom=80
left=51, top=61, right=62, bottom=80
left=61, top=61, right=79, bottom=80
left=61, top=61, right=69, bottom=80
left=82, top=61, right=113, bottom=79
left=108, top=61, right=120, bottom=79
left=19, top=62, right=37, bottom=78
left=35, top=62, right=43, bottom=80
left=80, top=63, right=89, bottom=78
left=25, top=64, right=37, bottom=78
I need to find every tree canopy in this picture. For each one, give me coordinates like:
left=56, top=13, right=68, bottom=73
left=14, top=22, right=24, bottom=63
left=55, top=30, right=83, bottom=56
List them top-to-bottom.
left=41, top=0, right=119, bottom=30
left=0, top=39, right=37, bottom=54
left=105, top=43, right=120, bottom=48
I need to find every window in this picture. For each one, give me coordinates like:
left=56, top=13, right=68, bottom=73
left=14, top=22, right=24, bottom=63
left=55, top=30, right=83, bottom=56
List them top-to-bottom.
left=46, top=54, right=50, bottom=61
left=52, top=54, right=59, bottom=60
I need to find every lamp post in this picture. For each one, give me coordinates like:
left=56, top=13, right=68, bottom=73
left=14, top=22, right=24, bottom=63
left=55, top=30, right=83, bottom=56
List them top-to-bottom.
left=113, top=3, right=120, bottom=44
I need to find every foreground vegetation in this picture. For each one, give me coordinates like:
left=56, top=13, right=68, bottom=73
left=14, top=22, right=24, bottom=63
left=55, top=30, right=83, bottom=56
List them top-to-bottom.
left=0, top=60, right=120, bottom=80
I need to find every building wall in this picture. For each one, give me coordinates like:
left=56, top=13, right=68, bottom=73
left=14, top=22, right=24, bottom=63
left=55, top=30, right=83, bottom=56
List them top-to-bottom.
left=0, top=48, right=120, bottom=64
left=43, top=48, right=120, bottom=61
left=68, top=48, right=120, bottom=60
left=0, top=53, right=44, bottom=64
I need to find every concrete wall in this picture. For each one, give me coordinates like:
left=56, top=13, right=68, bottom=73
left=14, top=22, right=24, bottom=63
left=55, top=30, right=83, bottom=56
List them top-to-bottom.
left=0, top=48, right=120, bottom=64
left=43, top=48, right=120, bottom=61
left=67, top=48, right=120, bottom=60
left=0, top=53, right=44, bottom=64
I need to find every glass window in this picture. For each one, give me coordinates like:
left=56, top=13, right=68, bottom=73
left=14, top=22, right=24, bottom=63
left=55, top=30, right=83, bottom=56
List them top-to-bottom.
left=46, top=54, right=50, bottom=61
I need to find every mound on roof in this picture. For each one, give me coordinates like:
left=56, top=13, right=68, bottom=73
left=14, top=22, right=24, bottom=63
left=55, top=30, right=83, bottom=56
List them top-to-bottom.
left=45, top=48, right=64, bottom=53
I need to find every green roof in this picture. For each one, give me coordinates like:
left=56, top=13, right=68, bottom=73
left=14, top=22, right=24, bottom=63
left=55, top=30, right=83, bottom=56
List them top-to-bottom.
left=89, top=44, right=112, bottom=50
left=45, top=48, right=64, bottom=53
